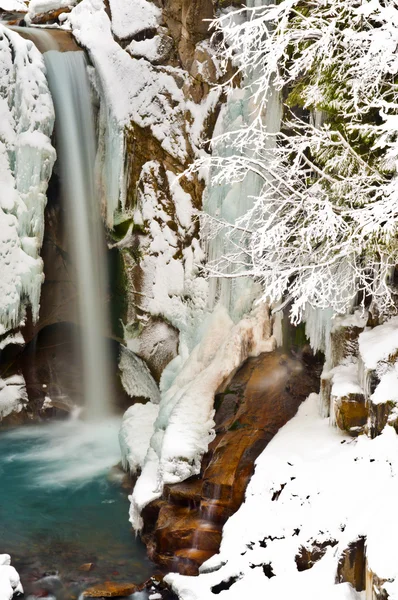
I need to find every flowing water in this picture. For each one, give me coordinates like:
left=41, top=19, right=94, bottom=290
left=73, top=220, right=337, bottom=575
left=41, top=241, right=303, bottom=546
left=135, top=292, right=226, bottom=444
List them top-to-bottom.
left=44, top=50, right=114, bottom=420
left=0, top=420, right=154, bottom=599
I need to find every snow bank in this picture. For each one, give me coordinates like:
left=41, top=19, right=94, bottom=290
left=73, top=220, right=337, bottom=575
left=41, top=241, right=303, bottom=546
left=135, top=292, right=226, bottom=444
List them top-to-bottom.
left=108, top=0, right=160, bottom=40
left=0, top=25, right=55, bottom=334
left=130, top=303, right=275, bottom=530
left=359, top=316, right=398, bottom=370
left=372, top=367, right=398, bottom=405
left=167, top=393, right=398, bottom=599
left=119, top=402, right=158, bottom=474
left=0, top=555, right=23, bottom=600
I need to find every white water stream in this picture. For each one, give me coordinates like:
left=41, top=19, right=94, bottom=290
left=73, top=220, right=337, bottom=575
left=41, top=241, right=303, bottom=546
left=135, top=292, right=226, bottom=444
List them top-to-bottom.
left=8, top=25, right=114, bottom=419
left=44, top=50, right=113, bottom=420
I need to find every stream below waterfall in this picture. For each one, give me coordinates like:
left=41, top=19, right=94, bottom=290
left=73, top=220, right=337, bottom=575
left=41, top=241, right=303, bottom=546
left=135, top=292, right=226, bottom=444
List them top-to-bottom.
left=0, top=419, right=154, bottom=599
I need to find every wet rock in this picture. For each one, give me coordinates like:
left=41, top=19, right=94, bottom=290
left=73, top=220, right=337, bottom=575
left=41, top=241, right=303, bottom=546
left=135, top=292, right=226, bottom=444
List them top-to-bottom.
left=30, top=6, right=71, bottom=24
left=140, top=350, right=321, bottom=573
left=334, top=393, right=368, bottom=436
left=367, top=400, right=397, bottom=439
left=83, top=582, right=138, bottom=597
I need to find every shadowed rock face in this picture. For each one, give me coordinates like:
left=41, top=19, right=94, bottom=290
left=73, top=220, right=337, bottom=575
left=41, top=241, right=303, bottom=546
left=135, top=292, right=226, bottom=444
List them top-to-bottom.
left=0, top=323, right=131, bottom=426
left=140, top=350, right=321, bottom=575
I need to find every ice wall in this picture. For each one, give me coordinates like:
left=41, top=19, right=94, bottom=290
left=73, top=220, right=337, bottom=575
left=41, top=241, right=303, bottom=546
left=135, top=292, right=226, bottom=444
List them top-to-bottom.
left=204, top=0, right=282, bottom=322
left=0, top=24, right=55, bottom=336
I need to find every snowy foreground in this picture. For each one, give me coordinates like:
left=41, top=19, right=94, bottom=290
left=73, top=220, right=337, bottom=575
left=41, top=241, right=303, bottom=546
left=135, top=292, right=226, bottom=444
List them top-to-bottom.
left=167, top=393, right=398, bottom=600
left=0, top=556, right=22, bottom=600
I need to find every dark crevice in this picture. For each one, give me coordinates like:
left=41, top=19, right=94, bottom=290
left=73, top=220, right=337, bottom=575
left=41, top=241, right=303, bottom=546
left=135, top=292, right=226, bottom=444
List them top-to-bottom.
left=211, top=576, right=240, bottom=595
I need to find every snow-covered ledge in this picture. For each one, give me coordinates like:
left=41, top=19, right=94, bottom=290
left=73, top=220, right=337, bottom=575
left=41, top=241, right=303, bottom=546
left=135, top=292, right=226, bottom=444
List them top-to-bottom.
left=0, top=555, right=23, bottom=600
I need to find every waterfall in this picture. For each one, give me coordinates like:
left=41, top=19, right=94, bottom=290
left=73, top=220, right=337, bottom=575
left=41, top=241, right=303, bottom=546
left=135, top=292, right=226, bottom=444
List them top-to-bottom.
left=205, top=0, right=282, bottom=322
left=43, top=50, right=113, bottom=420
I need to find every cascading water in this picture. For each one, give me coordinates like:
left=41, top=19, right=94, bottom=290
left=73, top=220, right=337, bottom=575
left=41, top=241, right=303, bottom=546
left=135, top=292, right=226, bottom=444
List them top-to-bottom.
left=205, top=0, right=282, bottom=322
left=0, top=28, right=154, bottom=597
left=44, top=50, right=113, bottom=420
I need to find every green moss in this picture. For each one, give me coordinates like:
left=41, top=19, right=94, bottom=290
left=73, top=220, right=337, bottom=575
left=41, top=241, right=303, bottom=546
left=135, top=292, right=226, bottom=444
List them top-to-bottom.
left=108, top=248, right=128, bottom=340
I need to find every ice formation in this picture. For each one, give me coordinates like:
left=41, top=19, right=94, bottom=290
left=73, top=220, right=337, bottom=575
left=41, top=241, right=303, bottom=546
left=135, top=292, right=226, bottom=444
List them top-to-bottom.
left=0, top=24, right=55, bottom=335
left=204, top=72, right=282, bottom=323
left=119, top=346, right=160, bottom=404
left=0, top=374, right=27, bottom=420
left=166, top=393, right=398, bottom=600
left=119, top=402, right=159, bottom=474
left=0, top=555, right=22, bottom=600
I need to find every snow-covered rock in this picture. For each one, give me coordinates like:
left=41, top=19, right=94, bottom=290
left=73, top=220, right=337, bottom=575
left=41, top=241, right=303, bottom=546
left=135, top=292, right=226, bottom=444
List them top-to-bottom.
left=0, top=24, right=55, bottom=335
left=166, top=393, right=398, bottom=599
left=0, top=555, right=23, bottom=600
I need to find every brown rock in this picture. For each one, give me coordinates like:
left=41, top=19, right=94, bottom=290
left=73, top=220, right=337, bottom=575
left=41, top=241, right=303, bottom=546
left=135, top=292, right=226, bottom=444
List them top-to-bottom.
left=30, top=6, right=71, bottom=24
left=140, top=350, right=321, bottom=574
left=334, top=393, right=368, bottom=436
left=336, top=537, right=366, bottom=592
left=296, top=539, right=337, bottom=572
left=79, top=563, right=94, bottom=572
left=83, top=582, right=138, bottom=597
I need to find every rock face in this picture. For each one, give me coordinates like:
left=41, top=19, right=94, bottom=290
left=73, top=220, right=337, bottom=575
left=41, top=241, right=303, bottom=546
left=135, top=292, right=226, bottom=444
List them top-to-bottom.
left=100, top=0, right=224, bottom=382
left=139, top=350, right=321, bottom=574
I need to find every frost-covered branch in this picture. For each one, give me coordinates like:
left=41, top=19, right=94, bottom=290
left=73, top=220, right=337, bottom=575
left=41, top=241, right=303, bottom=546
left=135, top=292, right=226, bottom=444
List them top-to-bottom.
left=200, top=0, right=398, bottom=322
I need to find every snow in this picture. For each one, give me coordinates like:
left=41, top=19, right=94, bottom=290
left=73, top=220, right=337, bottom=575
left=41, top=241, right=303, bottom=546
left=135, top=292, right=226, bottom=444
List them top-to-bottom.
left=0, top=0, right=27, bottom=11
left=27, top=0, right=76, bottom=20
left=108, top=0, right=160, bottom=40
left=0, top=25, right=55, bottom=334
left=126, top=34, right=167, bottom=63
left=166, top=171, right=194, bottom=232
left=130, top=303, right=275, bottom=530
left=332, top=311, right=368, bottom=332
left=359, top=316, right=398, bottom=371
left=0, top=331, right=24, bottom=351
left=331, top=360, right=362, bottom=398
left=371, top=366, right=398, bottom=405
left=0, top=374, right=27, bottom=420
left=167, top=393, right=398, bottom=599
left=119, top=401, right=159, bottom=474
left=0, top=555, right=23, bottom=600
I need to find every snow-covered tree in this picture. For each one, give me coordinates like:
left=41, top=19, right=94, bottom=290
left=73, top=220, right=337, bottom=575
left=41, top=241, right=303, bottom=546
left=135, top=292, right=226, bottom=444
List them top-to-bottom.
left=197, top=0, right=398, bottom=323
